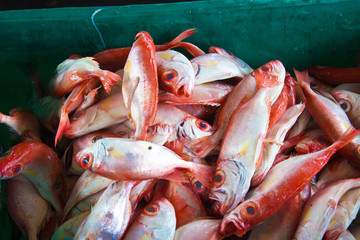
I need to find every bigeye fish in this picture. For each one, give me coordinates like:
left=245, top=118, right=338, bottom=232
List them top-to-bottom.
left=122, top=31, right=158, bottom=141
left=156, top=50, right=195, bottom=96
left=191, top=50, right=252, bottom=85
left=49, top=57, right=119, bottom=98
left=210, top=60, right=286, bottom=216
left=295, top=69, right=360, bottom=167
left=331, top=89, right=360, bottom=129
left=64, top=91, right=128, bottom=139
left=0, top=108, right=41, bottom=139
left=220, top=127, right=360, bottom=237
left=294, top=128, right=331, bottom=155
left=74, top=138, right=214, bottom=188
left=0, top=141, right=66, bottom=218
left=5, top=175, right=51, bottom=240
left=294, top=178, right=360, bottom=240
left=74, top=181, right=136, bottom=240
left=122, top=197, right=176, bottom=240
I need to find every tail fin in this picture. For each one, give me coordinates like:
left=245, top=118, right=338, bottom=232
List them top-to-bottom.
left=158, top=29, right=196, bottom=50
left=175, top=42, right=205, bottom=57
left=294, top=69, right=311, bottom=89
left=98, top=70, right=121, bottom=94
left=0, top=112, right=12, bottom=126
left=55, top=112, right=71, bottom=146
left=331, top=126, right=360, bottom=150
left=185, top=132, right=220, bottom=158
left=188, top=162, right=215, bottom=189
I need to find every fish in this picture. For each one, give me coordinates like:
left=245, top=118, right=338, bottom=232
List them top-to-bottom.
left=93, top=29, right=196, bottom=72
left=122, top=31, right=158, bottom=141
left=156, top=50, right=195, bottom=96
left=191, top=52, right=252, bottom=84
left=49, top=57, right=120, bottom=97
left=186, top=60, right=283, bottom=159
left=210, top=60, right=285, bottom=216
left=307, top=65, right=360, bottom=85
left=295, top=69, right=360, bottom=167
left=55, top=77, right=100, bottom=145
left=158, top=82, right=233, bottom=106
left=333, top=83, right=360, bottom=94
left=331, top=89, right=360, bottom=128
left=64, top=91, right=128, bottom=138
left=251, top=103, right=304, bottom=187
left=176, top=104, right=218, bottom=120
left=0, top=108, right=41, bottom=139
left=220, top=127, right=360, bottom=237
left=294, top=128, right=331, bottom=154
left=74, top=137, right=214, bottom=188
left=0, top=141, right=66, bottom=218
left=5, top=175, right=51, bottom=240
left=294, top=178, right=360, bottom=240
left=162, top=180, right=207, bottom=227
left=74, top=181, right=136, bottom=240
left=324, top=187, right=360, bottom=240
left=247, top=194, right=301, bottom=240
left=122, top=197, right=176, bottom=240
left=51, top=211, right=90, bottom=240
left=174, top=218, right=224, bottom=240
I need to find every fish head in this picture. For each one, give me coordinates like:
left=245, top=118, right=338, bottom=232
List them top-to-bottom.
left=157, top=50, right=195, bottom=97
left=253, top=60, right=285, bottom=89
left=331, top=90, right=357, bottom=114
left=64, top=108, right=98, bottom=138
left=178, top=116, right=213, bottom=140
left=295, top=130, right=331, bottom=154
left=74, top=138, right=109, bottom=171
left=0, top=143, right=31, bottom=179
left=210, top=160, right=250, bottom=216
left=132, top=197, right=176, bottom=239
left=220, top=200, right=260, bottom=237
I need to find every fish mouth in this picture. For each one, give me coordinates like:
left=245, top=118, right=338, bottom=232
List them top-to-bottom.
left=173, top=82, right=192, bottom=97
left=209, top=189, right=233, bottom=216
left=220, top=212, right=246, bottom=237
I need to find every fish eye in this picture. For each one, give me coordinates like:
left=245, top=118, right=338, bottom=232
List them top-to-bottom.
left=261, top=66, right=269, bottom=72
left=162, top=71, right=177, bottom=82
left=338, top=100, right=352, bottom=113
left=73, top=111, right=84, bottom=120
left=195, top=119, right=212, bottom=132
left=92, top=136, right=103, bottom=143
left=316, top=136, right=329, bottom=145
left=80, top=154, right=92, bottom=169
left=12, top=164, right=22, bottom=176
left=213, top=170, right=225, bottom=187
left=194, top=180, right=203, bottom=190
left=242, top=202, right=257, bottom=216
left=144, top=203, right=159, bottom=216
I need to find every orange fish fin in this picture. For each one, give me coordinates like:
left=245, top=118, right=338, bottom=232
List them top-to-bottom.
left=160, top=29, right=196, bottom=50
left=98, top=70, right=121, bottom=94
left=55, top=112, right=71, bottom=146
left=185, top=133, right=219, bottom=158
left=165, top=137, right=185, bottom=156
left=188, top=163, right=215, bottom=189
left=162, top=170, right=190, bottom=183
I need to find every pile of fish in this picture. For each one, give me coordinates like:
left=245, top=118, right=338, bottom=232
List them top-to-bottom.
left=1, top=29, right=360, bottom=240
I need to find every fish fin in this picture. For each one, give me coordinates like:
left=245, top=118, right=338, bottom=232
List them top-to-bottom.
left=160, top=29, right=196, bottom=49
left=175, top=42, right=205, bottom=57
left=97, top=70, right=121, bottom=94
left=314, top=88, right=339, bottom=104
left=55, top=112, right=71, bottom=146
left=332, top=126, right=360, bottom=150
left=185, top=132, right=220, bottom=158
left=164, top=137, right=185, bottom=156
left=188, top=162, right=215, bottom=189
left=162, top=170, right=191, bottom=183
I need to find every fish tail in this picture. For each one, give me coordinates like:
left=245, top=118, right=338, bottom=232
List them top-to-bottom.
left=160, top=28, right=196, bottom=50
left=294, top=69, right=311, bottom=88
left=98, top=70, right=121, bottom=94
left=0, top=112, right=11, bottom=126
left=55, top=112, right=71, bottom=146
left=331, top=126, right=360, bottom=150
left=185, top=131, right=220, bottom=158
left=188, top=162, right=215, bottom=189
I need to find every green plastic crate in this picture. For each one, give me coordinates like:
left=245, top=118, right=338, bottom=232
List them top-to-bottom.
left=0, top=0, right=360, bottom=238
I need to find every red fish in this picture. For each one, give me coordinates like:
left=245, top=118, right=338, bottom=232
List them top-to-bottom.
left=122, top=31, right=158, bottom=141
left=220, top=127, right=360, bottom=237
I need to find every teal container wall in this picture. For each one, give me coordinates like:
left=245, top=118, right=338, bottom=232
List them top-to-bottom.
left=0, top=0, right=360, bottom=238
